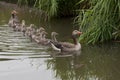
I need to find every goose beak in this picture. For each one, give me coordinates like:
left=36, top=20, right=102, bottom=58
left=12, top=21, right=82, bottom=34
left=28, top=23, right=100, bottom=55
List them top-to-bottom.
left=77, top=31, right=82, bottom=35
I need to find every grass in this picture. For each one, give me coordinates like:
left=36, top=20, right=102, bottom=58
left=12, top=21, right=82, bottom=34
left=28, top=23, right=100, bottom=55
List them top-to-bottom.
left=16, top=0, right=80, bottom=19
left=34, top=0, right=58, bottom=19
left=77, top=0, right=120, bottom=44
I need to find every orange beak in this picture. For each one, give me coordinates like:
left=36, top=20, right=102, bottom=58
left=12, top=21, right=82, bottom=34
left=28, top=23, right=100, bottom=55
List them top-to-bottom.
left=77, top=31, right=82, bottom=35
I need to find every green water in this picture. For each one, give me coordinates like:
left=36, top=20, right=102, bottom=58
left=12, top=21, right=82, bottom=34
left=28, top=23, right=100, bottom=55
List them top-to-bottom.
left=0, top=2, right=120, bottom=80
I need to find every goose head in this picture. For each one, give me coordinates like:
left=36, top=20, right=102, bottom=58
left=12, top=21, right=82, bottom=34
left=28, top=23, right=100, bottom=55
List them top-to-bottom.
left=11, top=10, right=18, bottom=18
left=21, top=20, right=25, bottom=26
left=27, top=24, right=35, bottom=36
left=28, top=24, right=35, bottom=31
left=29, top=24, right=35, bottom=28
left=36, top=27, right=45, bottom=36
left=37, top=27, right=45, bottom=33
left=39, top=27, right=45, bottom=31
left=72, top=30, right=82, bottom=45
left=72, top=30, right=82, bottom=36
left=42, top=31, right=48, bottom=40
left=51, top=32, right=58, bottom=37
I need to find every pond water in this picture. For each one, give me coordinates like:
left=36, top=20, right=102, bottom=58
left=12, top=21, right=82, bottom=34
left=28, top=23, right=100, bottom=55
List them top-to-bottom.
left=0, top=2, right=120, bottom=80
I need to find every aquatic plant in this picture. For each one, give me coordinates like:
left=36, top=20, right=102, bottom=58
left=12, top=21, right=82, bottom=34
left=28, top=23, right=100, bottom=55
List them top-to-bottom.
left=77, top=0, right=120, bottom=44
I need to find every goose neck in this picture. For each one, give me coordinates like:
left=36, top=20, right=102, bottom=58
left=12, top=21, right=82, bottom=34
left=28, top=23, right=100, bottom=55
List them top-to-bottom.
left=12, top=14, right=15, bottom=18
left=72, top=36, right=78, bottom=45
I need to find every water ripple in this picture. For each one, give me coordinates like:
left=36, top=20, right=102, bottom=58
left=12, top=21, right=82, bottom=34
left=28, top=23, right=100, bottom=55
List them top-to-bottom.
left=0, top=26, right=50, bottom=61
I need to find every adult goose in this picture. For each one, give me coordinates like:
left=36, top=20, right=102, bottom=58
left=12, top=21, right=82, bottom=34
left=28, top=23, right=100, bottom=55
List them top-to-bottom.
left=8, top=10, right=20, bottom=28
left=50, top=30, right=82, bottom=52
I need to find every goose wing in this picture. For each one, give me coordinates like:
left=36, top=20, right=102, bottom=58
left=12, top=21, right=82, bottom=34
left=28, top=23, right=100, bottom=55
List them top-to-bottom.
left=59, top=42, right=75, bottom=48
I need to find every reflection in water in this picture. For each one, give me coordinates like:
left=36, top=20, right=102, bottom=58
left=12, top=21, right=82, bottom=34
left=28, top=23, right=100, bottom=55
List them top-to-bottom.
left=0, top=2, right=120, bottom=80
left=46, top=44, right=120, bottom=80
left=81, top=45, right=120, bottom=80
left=46, top=56, right=82, bottom=80
left=0, top=59, right=55, bottom=80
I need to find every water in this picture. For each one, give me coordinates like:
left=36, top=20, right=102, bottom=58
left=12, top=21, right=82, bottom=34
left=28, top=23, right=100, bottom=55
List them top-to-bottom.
left=0, top=2, right=120, bottom=80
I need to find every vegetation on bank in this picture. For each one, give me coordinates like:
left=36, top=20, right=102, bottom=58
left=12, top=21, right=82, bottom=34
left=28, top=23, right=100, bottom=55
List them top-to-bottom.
left=1, top=0, right=120, bottom=44
left=16, top=0, right=80, bottom=18
left=77, top=0, right=120, bottom=44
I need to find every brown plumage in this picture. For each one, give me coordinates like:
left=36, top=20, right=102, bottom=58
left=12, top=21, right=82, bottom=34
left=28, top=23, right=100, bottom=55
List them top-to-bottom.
left=8, top=10, right=20, bottom=28
left=50, top=30, right=82, bottom=52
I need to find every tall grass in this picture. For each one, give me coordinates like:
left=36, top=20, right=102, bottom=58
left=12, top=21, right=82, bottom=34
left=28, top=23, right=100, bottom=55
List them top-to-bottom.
left=16, top=0, right=80, bottom=18
left=17, top=0, right=28, bottom=6
left=34, top=0, right=58, bottom=19
left=77, top=0, right=120, bottom=44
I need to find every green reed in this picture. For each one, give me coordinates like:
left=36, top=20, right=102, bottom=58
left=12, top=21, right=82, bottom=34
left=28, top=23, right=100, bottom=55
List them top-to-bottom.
left=16, top=0, right=80, bottom=18
left=77, top=0, right=120, bottom=44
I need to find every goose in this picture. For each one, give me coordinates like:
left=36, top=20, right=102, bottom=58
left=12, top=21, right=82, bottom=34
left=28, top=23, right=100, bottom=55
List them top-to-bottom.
left=8, top=10, right=20, bottom=28
left=8, top=10, right=16, bottom=27
left=14, top=20, right=25, bottom=31
left=20, top=20, right=26, bottom=36
left=25, top=24, right=35, bottom=36
left=30, top=27, right=45, bottom=41
left=36, top=27, right=45, bottom=38
left=36, top=27, right=45, bottom=34
left=30, top=28, right=46, bottom=42
left=30, top=30, right=44, bottom=43
left=50, top=30, right=82, bottom=52
left=38, top=31, right=50, bottom=45
left=39, top=31, right=60, bottom=45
